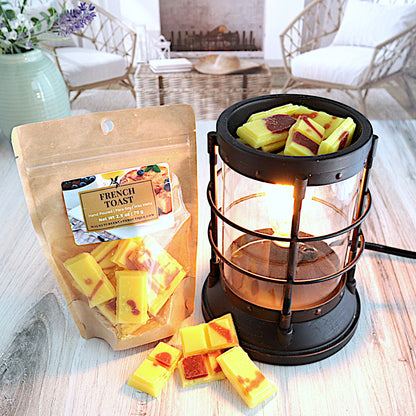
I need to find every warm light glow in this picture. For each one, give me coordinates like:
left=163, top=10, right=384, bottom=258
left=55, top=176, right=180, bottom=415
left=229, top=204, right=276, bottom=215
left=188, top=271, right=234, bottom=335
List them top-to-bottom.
left=264, top=183, right=294, bottom=247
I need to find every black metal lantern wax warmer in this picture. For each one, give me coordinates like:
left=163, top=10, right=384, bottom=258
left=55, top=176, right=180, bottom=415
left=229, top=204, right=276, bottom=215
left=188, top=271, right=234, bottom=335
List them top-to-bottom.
left=202, top=94, right=377, bottom=365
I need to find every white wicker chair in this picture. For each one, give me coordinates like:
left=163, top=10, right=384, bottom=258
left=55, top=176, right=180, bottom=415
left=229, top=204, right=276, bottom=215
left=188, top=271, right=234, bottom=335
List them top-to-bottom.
left=280, top=0, right=416, bottom=114
left=48, top=1, right=137, bottom=103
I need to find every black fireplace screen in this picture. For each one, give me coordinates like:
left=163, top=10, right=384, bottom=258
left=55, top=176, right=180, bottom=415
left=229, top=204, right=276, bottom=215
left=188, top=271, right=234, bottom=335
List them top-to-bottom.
left=168, top=30, right=260, bottom=52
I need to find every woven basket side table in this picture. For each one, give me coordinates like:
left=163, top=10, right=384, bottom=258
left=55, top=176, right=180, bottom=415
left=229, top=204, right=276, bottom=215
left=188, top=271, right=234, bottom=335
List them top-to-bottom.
left=134, top=64, right=272, bottom=120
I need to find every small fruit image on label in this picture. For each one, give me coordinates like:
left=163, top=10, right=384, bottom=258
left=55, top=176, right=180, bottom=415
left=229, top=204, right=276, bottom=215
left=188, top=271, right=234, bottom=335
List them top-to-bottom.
left=119, top=164, right=172, bottom=215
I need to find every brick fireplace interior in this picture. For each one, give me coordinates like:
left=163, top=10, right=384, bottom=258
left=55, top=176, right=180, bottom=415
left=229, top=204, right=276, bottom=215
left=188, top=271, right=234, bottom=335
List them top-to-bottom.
left=159, top=0, right=265, bottom=57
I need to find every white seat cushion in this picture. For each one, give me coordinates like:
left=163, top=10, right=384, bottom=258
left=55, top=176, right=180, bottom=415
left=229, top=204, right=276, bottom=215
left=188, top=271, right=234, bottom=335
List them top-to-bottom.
left=291, top=46, right=377, bottom=87
left=56, top=47, right=127, bottom=87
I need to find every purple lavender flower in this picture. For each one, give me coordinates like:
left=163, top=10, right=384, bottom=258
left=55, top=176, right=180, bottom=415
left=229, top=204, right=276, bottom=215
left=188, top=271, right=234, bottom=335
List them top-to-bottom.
left=52, top=2, right=96, bottom=37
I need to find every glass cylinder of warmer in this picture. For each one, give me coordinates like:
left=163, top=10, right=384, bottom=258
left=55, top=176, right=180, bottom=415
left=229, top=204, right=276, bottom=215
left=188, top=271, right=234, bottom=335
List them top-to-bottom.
left=219, top=166, right=364, bottom=310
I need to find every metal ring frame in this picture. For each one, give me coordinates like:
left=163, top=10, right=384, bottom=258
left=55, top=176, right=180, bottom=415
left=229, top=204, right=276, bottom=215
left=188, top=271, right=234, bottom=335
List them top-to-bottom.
left=207, top=180, right=372, bottom=244
left=208, top=220, right=366, bottom=285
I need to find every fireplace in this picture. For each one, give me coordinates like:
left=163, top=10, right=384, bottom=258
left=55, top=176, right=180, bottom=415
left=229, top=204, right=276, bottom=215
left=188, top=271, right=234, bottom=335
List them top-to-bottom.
left=118, top=0, right=306, bottom=63
left=159, top=0, right=265, bottom=58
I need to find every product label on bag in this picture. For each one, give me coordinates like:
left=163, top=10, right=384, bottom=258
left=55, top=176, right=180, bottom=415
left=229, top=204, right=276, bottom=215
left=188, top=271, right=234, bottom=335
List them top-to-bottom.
left=61, top=163, right=174, bottom=245
left=79, top=180, right=158, bottom=232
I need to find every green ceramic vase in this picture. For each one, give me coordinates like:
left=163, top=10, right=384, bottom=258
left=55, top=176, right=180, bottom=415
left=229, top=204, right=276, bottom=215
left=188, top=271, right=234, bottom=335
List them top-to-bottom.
left=0, top=49, right=71, bottom=140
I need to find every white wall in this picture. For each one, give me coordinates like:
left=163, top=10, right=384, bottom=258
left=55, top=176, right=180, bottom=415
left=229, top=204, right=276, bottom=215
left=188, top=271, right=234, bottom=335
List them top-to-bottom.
left=94, top=0, right=159, bottom=61
left=95, top=0, right=304, bottom=64
left=264, top=0, right=305, bottom=65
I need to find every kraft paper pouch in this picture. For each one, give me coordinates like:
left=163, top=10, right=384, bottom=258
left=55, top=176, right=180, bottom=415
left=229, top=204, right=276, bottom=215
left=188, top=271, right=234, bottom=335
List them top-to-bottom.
left=12, top=105, right=198, bottom=350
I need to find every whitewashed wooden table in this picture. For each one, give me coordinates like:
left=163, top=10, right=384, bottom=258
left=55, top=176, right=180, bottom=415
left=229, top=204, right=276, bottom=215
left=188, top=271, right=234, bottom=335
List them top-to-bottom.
left=1, top=119, right=416, bottom=416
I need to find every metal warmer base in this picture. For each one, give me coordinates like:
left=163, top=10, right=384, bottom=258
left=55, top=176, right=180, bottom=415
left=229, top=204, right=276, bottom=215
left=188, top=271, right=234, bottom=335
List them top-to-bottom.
left=201, top=274, right=360, bottom=365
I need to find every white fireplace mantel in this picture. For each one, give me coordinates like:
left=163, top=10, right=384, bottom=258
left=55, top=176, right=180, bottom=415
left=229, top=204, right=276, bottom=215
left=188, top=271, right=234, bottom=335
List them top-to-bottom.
left=95, top=0, right=305, bottom=65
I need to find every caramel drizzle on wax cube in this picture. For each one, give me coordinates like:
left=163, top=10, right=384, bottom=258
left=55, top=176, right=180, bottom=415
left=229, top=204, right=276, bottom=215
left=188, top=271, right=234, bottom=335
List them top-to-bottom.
left=299, top=115, right=324, bottom=139
left=87, top=279, right=103, bottom=301
left=126, top=299, right=141, bottom=315
left=208, top=321, right=234, bottom=344
left=216, top=346, right=277, bottom=408
left=237, top=371, right=266, bottom=396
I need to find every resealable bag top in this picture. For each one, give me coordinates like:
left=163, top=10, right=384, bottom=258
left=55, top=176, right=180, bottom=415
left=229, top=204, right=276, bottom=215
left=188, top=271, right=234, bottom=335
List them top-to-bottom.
left=12, top=104, right=198, bottom=350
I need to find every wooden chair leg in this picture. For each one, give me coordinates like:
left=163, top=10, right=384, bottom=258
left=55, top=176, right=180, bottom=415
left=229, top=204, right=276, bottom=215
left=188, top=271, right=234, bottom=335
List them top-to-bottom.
left=396, top=74, right=416, bottom=112
left=123, top=76, right=136, bottom=100
left=282, top=77, right=297, bottom=93
left=357, top=89, right=368, bottom=115
left=70, top=90, right=83, bottom=104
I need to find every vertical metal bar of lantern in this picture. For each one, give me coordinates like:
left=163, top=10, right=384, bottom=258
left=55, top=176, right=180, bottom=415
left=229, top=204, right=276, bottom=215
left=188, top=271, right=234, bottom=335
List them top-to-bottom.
left=208, top=131, right=220, bottom=287
left=346, top=134, right=378, bottom=291
left=279, top=177, right=308, bottom=334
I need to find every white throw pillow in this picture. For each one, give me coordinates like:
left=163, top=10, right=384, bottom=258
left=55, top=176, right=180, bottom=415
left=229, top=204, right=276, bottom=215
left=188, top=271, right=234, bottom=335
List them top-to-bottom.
left=332, top=0, right=416, bottom=47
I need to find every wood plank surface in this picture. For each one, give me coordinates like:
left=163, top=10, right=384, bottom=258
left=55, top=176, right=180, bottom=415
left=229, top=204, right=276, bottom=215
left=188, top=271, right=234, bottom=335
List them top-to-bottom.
left=0, top=119, right=415, bottom=416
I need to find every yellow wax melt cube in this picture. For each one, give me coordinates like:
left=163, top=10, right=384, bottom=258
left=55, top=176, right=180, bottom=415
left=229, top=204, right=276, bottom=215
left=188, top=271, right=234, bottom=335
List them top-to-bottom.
left=247, top=103, right=299, bottom=121
left=294, top=106, right=345, bottom=139
left=318, top=113, right=344, bottom=139
left=294, top=115, right=325, bottom=141
left=236, top=116, right=292, bottom=149
left=284, top=116, right=325, bottom=156
left=321, top=116, right=345, bottom=139
left=318, top=117, right=356, bottom=155
left=236, top=137, right=248, bottom=146
left=261, top=140, right=285, bottom=153
left=128, top=236, right=160, bottom=272
left=129, top=236, right=187, bottom=316
left=111, top=238, right=141, bottom=268
left=91, top=240, right=119, bottom=270
left=64, top=252, right=115, bottom=307
left=148, top=269, right=186, bottom=316
left=116, top=270, right=149, bottom=324
left=96, top=298, right=117, bottom=324
left=206, top=313, right=239, bottom=350
left=180, top=314, right=239, bottom=356
left=180, top=323, right=209, bottom=356
left=128, top=342, right=182, bottom=397
left=216, top=346, right=277, bottom=408
left=206, top=350, right=224, bottom=375
left=178, top=351, right=225, bottom=388
left=128, top=358, right=169, bottom=397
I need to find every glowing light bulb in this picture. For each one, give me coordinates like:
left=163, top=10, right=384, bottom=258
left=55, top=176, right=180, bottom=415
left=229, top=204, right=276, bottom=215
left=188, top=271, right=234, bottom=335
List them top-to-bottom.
left=264, top=183, right=294, bottom=247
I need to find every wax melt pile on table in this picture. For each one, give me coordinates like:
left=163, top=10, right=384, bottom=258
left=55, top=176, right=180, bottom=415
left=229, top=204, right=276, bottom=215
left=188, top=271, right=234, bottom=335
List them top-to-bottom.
left=128, top=314, right=277, bottom=408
